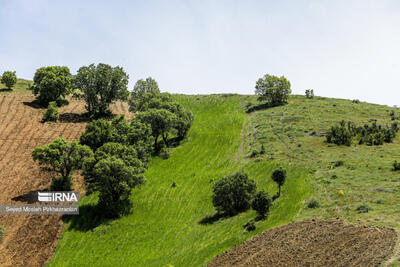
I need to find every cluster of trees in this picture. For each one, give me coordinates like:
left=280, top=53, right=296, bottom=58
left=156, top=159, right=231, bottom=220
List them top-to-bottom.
left=32, top=65, right=193, bottom=218
left=1, top=71, right=17, bottom=90
left=326, top=120, right=399, bottom=146
left=211, top=168, right=286, bottom=220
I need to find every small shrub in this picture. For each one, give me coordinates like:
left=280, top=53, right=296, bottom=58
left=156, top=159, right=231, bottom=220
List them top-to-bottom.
left=305, top=89, right=314, bottom=99
left=55, top=96, right=69, bottom=107
left=352, top=99, right=360, bottom=104
left=42, top=101, right=59, bottom=122
left=326, top=120, right=355, bottom=146
left=260, top=144, right=266, bottom=155
left=159, top=147, right=171, bottom=159
left=250, top=149, right=259, bottom=158
left=333, top=160, right=344, bottom=167
left=393, top=161, right=400, bottom=171
left=212, top=171, right=257, bottom=216
left=331, top=174, right=338, bottom=179
left=50, top=176, right=73, bottom=191
left=171, top=181, right=176, bottom=188
left=251, top=190, right=272, bottom=218
left=307, top=199, right=319, bottom=208
left=356, top=204, right=370, bottom=213
left=243, top=219, right=256, bottom=231
left=0, top=225, right=5, bottom=243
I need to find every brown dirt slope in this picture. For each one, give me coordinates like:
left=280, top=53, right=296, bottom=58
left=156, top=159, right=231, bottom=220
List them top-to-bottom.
left=0, top=95, right=131, bottom=267
left=208, top=219, right=397, bottom=267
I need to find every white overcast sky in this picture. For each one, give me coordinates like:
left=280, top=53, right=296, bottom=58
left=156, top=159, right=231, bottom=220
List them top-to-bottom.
left=0, top=0, right=399, bottom=106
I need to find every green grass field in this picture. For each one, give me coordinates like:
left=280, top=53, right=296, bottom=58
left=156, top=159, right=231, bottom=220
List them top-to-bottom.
left=0, top=77, right=31, bottom=94
left=48, top=95, right=310, bottom=266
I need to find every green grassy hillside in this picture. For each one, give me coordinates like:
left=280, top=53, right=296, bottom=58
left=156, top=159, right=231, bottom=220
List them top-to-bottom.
left=0, top=77, right=31, bottom=94
left=49, top=95, right=310, bottom=266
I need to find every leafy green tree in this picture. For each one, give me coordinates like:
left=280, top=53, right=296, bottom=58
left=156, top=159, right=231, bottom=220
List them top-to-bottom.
left=74, top=63, right=129, bottom=117
left=32, top=66, right=72, bottom=107
left=1, top=71, right=17, bottom=90
left=255, top=74, right=291, bottom=106
left=129, top=77, right=160, bottom=112
left=42, top=101, right=59, bottom=122
left=136, top=108, right=176, bottom=150
left=79, top=119, right=116, bottom=151
left=32, top=138, right=93, bottom=190
left=83, top=143, right=145, bottom=218
left=271, top=168, right=286, bottom=197
left=212, top=171, right=257, bottom=216
left=251, top=190, right=272, bottom=219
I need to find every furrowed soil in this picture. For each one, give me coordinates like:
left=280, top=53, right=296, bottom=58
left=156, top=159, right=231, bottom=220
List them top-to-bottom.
left=0, top=95, right=131, bottom=267
left=208, top=219, right=397, bottom=267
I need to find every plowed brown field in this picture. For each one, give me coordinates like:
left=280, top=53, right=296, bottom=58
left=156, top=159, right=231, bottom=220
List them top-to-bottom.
left=0, top=95, right=132, bottom=267
left=208, top=219, right=397, bottom=267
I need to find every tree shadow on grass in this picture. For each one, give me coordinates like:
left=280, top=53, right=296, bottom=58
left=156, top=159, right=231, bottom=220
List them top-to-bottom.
left=0, top=88, right=12, bottom=92
left=62, top=203, right=112, bottom=232
left=198, top=212, right=231, bottom=225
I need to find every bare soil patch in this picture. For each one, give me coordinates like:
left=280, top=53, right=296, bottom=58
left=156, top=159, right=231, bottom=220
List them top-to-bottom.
left=0, top=95, right=131, bottom=267
left=208, top=219, right=397, bottom=267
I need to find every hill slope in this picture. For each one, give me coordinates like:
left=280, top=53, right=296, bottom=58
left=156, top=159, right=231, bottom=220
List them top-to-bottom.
left=49, top=95, right=310, bottom=266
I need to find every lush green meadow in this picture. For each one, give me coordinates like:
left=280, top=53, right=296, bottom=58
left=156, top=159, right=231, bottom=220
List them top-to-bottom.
left=49, top=95, right=310, bottom=266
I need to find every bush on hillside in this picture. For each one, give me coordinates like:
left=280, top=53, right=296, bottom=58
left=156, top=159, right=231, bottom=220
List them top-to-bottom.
left=1, top=71, right=17, bottom=90
left=305, top=89, right=314, bottom=99
left=42, top=101, right=59, bottom=122
left=326, top=120, right=355, bottom=146
left=393, top=160, right=400, bottom=171
left=212, top=171, right=257, bottom=216
left=251, top=190, right=272, bottom=219
left=307, top=199, right=320, bottom=208
left=243, top=219, right=256, bottom=231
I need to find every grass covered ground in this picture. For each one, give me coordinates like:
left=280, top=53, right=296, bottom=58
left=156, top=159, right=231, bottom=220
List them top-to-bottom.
left=48, top=95, right=310, bottom=266
left=245, top=95, right=400, bottom=265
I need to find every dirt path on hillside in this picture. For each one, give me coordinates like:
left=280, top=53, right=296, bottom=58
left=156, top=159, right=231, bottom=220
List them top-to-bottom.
left=0, top=95, right=131, bottom=266
left=208, top=219, right=397, bottom=267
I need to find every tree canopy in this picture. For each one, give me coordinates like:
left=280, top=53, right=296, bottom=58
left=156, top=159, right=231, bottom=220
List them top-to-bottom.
left=74, top=63, right=129, bottom=117
left=32, top=66, right=72, bottom=107
left=1, top=71, right=17, bottom=90
left=255, top=74, right=291, bottom=106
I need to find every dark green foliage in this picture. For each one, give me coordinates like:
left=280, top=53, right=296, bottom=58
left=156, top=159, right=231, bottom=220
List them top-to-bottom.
left=74, top=63, right=129, bottom=117
left=32, top=66, right=72, bottom=107
left=1, top=71, right=17, bottom=90
left=255, top=74, right=291, bottom=106
left=128, top=79, right=194, bottom=148
left=305, top=89, right=314, bottom=99
left=352, top=99, right=360, bottom=104
left=42, top=101, right=59, bottom=122
left=80, top=119, right=115, bottom=151
left=326, top=120, right=399, bottom=146
left=32, top=138, right=93, bottom=191
left=82, top=143, right=145, bottom=218
left=260, top=144, right=266, bottom=155
left=333, top=160, right=344, bottom=167
left=393, top=161, right=400, bottom=171
left=271, top=168, right=286, bottom=197
left=212, top=171, right=257, bottom=216
left=51, top=176, right=73, bottom=191
left=251, top=190, right=272, bottom=218
left=307, top=198, right=320, bottom=208
left=243, top=219, right=256, bottom=231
